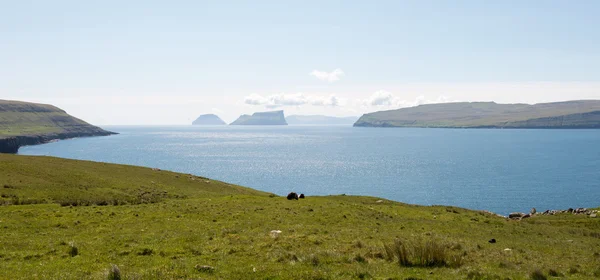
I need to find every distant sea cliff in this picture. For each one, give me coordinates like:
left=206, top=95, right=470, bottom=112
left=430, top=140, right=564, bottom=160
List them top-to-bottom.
left=0, top=100, right=116, bottom=153
left=354, top=100, right=600, bottom=128
left=230, top=110, right=287, bottom=125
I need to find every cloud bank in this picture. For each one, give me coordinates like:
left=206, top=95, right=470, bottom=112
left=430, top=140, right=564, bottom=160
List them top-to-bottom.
left=309, top=68, right=344, bottom=82
left=363, top=91, right=455, bottom=108
left=244, top=93, right=340, bottom=108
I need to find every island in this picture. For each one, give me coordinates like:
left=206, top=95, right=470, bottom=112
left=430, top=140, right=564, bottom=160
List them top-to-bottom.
left=0, top=99, right=116, bottom=153
left=354, top=100, right=600, bottom=128
left=230, top=110, right=288, bottom=125
left=192, top=114, right=226, bottom=125
left=286, top=115, right=359, bottom=125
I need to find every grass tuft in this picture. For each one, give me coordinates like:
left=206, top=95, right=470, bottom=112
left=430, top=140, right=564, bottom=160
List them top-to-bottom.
left=383, top=238, right=461, bottom=268
left=68, top=242, right=78, bottom=257
left=107, top=264, right=121, bottom=280
left=530, top=269, right=547, bottom=280
left=548, top=269, right=561, bottom=277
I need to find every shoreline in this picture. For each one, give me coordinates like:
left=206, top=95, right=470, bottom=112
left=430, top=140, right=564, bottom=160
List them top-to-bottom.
left=0, top=131, right=117, bottom=154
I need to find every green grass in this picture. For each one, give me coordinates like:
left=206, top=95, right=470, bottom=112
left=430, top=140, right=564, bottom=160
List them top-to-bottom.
left=0, top=100, right=111, bottom=137
left=1, top=154, right=599, bottom=279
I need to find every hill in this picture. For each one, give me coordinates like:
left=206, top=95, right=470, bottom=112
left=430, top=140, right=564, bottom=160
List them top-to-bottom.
left=0, top=100, right=115, bottom=153
left=354, top=100, right=600, bottom=128
left=230, top=110, right=287, bottom=125
left=192, top=114, right=226, bottom=125
left=286, top=115, right=358, bottom=125
left=0, top=154, right=599, bottom=279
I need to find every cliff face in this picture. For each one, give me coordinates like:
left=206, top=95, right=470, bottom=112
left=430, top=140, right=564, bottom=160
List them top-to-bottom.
left=0, top=99, right=116, bottom=153
left=354, top=100, right=600, bottom=128
left=230, top=110, right=287, bottom=125
left=192, top=114, right=226, bottom=125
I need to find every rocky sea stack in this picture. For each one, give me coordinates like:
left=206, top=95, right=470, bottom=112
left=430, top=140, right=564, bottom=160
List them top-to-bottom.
left=0, top=99, right=116, bottom=153
left=192, top=114, right=226, bottom=125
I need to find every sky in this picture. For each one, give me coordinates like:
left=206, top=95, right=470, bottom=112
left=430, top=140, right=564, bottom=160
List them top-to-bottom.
left=2, top=0, right=600, bottom=125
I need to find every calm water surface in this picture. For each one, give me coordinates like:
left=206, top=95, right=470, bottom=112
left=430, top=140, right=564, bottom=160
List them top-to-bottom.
left=19, top=126, right=600, bottom=215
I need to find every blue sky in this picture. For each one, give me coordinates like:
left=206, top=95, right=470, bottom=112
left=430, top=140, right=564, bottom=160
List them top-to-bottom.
left=2, top=0, right=600, bottom=124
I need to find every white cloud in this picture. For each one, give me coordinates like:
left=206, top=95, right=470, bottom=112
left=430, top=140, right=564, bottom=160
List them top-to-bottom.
left=310, top=68, right=344, bottom=82
left=364, top=90, right=399, bottom=106
left=362, top=91, right=456, bottom=108
left=244, top=93, right=341, bottom=108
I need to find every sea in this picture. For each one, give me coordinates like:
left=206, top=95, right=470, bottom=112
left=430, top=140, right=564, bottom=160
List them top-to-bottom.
left=19, top=125, right=600, bottom=215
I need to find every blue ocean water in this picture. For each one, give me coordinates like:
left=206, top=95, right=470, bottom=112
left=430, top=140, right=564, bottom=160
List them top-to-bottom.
left=19, top=126, right=600, bottom=215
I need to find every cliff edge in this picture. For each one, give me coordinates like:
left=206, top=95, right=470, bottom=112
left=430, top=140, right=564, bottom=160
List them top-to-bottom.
left=0, top=100, right=116, bottom=153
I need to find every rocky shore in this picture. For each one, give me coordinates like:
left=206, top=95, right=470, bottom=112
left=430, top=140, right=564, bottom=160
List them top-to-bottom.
left=0, top=131, right=116, bottom=154
left=508, top=207, right=598, bottom=220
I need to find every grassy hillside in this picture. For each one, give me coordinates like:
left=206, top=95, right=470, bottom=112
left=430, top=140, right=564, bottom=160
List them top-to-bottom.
left=0, top=100, right=113, bottom=137
left=355, top=100, right=600, bottom=128
left=1, top=154, right=599, bottom=279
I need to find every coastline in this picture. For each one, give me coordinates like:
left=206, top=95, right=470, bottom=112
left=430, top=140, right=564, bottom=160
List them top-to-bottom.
left=0, top=131, right=117, bottom=154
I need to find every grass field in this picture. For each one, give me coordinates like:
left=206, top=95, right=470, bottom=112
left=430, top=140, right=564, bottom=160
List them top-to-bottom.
left=0, top=100, right=112, bottom=137
left=1, top=154, right=599, bottom=279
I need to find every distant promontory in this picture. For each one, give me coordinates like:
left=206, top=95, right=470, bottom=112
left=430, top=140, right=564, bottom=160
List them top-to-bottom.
left=0, top=99, right=116, bottom=153
left=354, top=100, right=600, bottom=128
left=230, top=110, right=288, bottom=125
left=192, top=114, right=226, bottom=125
left=286, top=115, right=359, bottom=125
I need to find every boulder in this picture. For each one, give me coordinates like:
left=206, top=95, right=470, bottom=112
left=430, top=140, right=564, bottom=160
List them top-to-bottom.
left=299, top=194, right=305, bottom=199
left=530, top=208, right=537, bottom=215
left=509, top=212, right=525, bottom=219
left=488, top=239, right=497, bottom=244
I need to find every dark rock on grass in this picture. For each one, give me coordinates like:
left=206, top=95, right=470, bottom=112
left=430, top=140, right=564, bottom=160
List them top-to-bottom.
left=287, top=192, right=298, bottom=200
left=299, top=193, right=305, bottom=199
left=488, top=239, right=496, bottom=244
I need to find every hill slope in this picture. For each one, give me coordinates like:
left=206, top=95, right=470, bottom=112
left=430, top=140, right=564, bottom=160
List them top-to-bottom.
left=0, top=100, right=115, bottom=153
left=354, top=100, right=600, bottom=128
left=230, top=110, right=288, bottom=125
left=192, top=114, right=226, bottom=125
left=286, top=115, right=358, bottom=125
left=0, top=154, right=598, bottom=279
left=0, top=154, right=269, bottom=206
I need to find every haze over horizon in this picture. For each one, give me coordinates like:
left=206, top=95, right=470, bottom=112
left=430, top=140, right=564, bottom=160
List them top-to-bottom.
left=2, top=1, right=600, bottom=125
